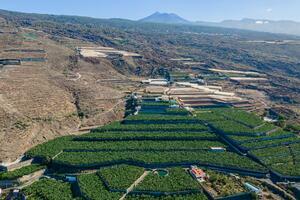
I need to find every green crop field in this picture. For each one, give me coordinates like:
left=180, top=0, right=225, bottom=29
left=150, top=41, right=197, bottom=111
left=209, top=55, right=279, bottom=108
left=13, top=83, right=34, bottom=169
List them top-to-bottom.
left=21, top=98, right=300, bottom=199
left=27, top=101, right=267, bottom=173
left=194, top=107, right=300, bottom=177
left=76, top=131, right=217, bottom=141
left=250, top=145, right=300, bottom=176
left=0, top=164, right=44, bottom=180
left=98, top=164, right=145, bottom=190
left=134, top=167, right=200, bottom=192
left=78, top=173, right=122, bottom=200
left=23, top=179, right=74, bottom=200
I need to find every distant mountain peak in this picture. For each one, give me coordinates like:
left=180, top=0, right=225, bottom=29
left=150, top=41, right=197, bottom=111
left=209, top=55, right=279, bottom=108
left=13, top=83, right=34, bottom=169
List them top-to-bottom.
left=139, top=12, right=190, bottom=24
left=214, top=18, right=300, bottom=36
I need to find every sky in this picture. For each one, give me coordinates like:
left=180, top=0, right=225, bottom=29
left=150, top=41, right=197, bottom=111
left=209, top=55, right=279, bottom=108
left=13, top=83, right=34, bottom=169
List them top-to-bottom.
left=1, top=0, right=300, bottom=22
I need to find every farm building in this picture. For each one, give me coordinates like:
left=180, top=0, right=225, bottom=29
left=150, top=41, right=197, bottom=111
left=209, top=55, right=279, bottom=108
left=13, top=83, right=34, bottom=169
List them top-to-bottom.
left=142, top=79, right=168, bottom=86
left=189, top=166, right=207, bottom=182
left=244, top=182, right=262, bottom=194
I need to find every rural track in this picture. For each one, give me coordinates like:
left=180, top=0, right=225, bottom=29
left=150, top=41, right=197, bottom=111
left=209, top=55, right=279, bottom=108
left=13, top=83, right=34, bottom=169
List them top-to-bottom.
left=119, top=171, right=150, bottom=200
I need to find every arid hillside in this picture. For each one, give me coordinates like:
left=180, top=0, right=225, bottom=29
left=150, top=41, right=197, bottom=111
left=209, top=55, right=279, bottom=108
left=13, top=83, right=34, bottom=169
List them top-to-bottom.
left=0, top=19, right=140, bottom=163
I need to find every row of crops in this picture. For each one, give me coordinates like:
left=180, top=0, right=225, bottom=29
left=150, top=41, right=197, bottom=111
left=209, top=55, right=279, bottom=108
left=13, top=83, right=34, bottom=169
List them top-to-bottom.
left=195, top=107, right=300, bottom=177
left=196, top=108, right=274, bottom=134
left=210, top=108, right=263, bottom=128
left=123, top=114, right=198, bottom=124
left=92, top=122, right=209, bottom=132
left=76, top=131, right=217, bottom=141
left=28, top=137, right=228, bottom=157
left=250, top=143, right=300, bottom=176
left=53, top=150, right=265, bottom=171
left=0, top=164, right=45, bottom=180
left=23, top=179, right=75, bottom=200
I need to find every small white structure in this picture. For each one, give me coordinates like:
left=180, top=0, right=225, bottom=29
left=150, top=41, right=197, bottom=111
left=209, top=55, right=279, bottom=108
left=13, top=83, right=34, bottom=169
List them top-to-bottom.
left=230, top=77, right=268, bottom=82
left=142, top=79, right=168, bottom=86
left=142, top=80, right=151, bottom=84
left=150, top=81, right=168, bottom=86
left=155, top=97, right=161, bottom=102
left=169, top=104, right=180, bottom=108
left=136, top=106, right=141, bottom=111
left=263, top=117, right=278, bottom=123
left=210, top=147, right=226, bottom=152
left=244, top=182, right=262, bottom=194
left=13, top=189, right=20, bottom=198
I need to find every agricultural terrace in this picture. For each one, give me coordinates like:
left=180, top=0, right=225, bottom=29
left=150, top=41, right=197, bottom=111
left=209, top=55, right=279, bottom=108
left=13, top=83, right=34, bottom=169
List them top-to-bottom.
left=167, top=72, right=191, bottom=82
left=21, top=97, right=300, bottom=199
left=27, top=100, right=265, bottom=172
left=195, top=107, right=300, bottom=177
left=250, top=143, right=300, bottom=176
left=0, top=164, right=44, bottom=180
left=98, top=164, right=145, bottom=190
left=76, top=166, right=209, bottom=200
left=134, top=167, right=200, bottom=192
left=78, top=173, right=122, bottom=200
left=23, top=179, right=74, bottom=200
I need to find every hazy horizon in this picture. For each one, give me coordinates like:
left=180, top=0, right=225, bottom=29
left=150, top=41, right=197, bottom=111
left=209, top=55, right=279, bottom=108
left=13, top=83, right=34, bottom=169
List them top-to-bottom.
left=1, top=0, right=300, bottom=22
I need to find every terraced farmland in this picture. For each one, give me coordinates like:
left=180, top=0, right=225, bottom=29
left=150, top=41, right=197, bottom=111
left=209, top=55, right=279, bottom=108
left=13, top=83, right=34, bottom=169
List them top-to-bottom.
left=21, top=98, right=300, bottom=199
left=27, top=101, right=265, bottom=173
left=195, top=107, right=300, bottom=178
left=134, top=167, right=199, bottom=192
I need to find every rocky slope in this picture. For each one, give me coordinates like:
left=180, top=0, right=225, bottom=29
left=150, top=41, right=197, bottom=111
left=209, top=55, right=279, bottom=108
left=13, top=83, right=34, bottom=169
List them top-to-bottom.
left=0, top=21, right=138, bottom=163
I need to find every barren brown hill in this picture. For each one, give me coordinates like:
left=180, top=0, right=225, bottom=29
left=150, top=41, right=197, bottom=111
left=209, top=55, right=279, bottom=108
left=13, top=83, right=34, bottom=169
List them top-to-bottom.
left=0, top=22, right=140, bottom=163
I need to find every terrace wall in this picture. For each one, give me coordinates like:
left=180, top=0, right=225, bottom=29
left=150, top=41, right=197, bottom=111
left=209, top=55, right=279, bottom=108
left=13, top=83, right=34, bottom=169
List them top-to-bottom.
left=0, top=59, right=21, bottom=65
left=1, top=158, right=34, bottom=172
left=51, top=160, right=267, bottom=178
left=17, top=169, right=46, bottom=184
left=270, top=170, right=300, bottom=182
left=202, top=187, right=252, bottom=200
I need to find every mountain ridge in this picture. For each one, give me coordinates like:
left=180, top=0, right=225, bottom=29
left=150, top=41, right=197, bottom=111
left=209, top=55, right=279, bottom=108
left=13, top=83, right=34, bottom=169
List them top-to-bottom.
left=139, top=12, right=191, bottom=24
left=139, top=12, right=300, bottom=36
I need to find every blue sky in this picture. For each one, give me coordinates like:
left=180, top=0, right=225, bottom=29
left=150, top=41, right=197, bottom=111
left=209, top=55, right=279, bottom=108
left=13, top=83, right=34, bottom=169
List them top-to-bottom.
left=1, top=0, right=300, bottom=22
